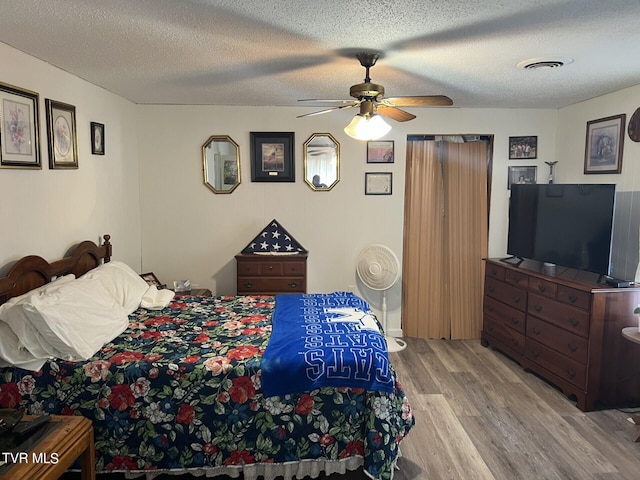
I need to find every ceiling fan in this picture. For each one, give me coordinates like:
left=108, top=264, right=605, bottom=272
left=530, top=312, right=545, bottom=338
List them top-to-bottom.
left=297, top=52, right=453, bottom=124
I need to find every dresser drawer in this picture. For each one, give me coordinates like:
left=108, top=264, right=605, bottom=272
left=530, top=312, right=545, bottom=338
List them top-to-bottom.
left=486, top=263, right=505, bottom=281
left=505, top=269, right=529, bottom=289
left=237, top=277, right=305, bottom=294
left=528, top=277, right=558, bottom=299
left=484, top=278, right=527, bottom=311
left=557, top=285, right=590, bottom=310
left=528, top=292, right=590, bottom=338
left=483, top=296, right=526, bottom=334
left=483, top=316, right=525, bottom=353
left=526, top=316, right=588, bottom=364
left=526, top=338, right=586, bottom=388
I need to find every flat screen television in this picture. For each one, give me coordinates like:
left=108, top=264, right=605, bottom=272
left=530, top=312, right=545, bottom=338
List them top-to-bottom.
left=507, top=183, right=616, bottom=276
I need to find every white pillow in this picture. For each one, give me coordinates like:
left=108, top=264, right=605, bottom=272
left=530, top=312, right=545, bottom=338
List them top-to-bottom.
left=80, top=261, right=149, bottom=314
left=0, top=274, right=76, bottom=360
left=21, top=278, right=129, bottom=361
left=0, top=320, right=47, bottom=371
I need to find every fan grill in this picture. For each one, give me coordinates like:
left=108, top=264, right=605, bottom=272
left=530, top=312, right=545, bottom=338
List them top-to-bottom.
left=356, top=245, right=399, bottom=291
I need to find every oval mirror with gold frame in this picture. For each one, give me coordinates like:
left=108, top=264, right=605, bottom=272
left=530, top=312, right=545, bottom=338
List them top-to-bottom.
left=303, top=133, right=340, bottom=191
left=202, top=135, right=240, bottom=194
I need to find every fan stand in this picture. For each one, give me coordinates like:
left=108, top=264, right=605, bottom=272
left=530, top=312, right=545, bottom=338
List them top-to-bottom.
left=381, top=291, right=407, bottom=353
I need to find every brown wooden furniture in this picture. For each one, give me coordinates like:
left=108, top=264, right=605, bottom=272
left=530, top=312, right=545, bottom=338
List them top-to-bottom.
left=0, top=234, right=112, bottom=306
left=235, top=253, right=307, bottom=295
left=482, top=258, right=640, bottom=411
left=175, top=288, right=213, bottom=297
left=0, top=415, right=95, bottom=480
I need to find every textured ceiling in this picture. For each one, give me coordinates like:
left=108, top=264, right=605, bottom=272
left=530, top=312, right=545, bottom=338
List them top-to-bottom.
left=1, top=0, right=639, bottom=109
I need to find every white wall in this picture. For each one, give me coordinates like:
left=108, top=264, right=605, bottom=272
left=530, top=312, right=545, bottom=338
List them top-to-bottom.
left=0, top=43, right=142, bottom=270
left=555, top=84, right=640, bottom=280
left=137, top=105, right=559, bottom=335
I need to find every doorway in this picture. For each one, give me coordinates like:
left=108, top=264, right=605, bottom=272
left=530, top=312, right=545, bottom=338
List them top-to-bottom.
left=402, top=135, right=493, bottom=339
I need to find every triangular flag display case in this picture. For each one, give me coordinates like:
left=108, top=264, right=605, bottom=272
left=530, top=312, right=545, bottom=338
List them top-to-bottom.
left=241, top=219, right=307, bottom=254
left=236, top=220, right=308, bottom=295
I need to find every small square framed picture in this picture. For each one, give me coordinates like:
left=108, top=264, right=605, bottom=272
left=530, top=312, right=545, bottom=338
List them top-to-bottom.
left=90, top=122, right=105, bottom=155
left=509, top=136, right=537, bottom=159
left=367, top=140, right=394, bottom=163
left=507, top=165, right=537, bottom=189
left=365, top=172, right=393, bottom=195
left=140, top=272, right=162, bottom=287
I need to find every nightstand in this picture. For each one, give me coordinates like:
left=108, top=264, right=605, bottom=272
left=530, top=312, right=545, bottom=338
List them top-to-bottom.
left=174, top=288, right=212, bottom=297
left=0, top=415, right=95, bottom=480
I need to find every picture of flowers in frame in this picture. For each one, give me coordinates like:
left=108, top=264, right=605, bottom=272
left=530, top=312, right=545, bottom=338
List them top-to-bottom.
left=0, top=81, right=41, bottom=169
left=45, top=98, right=78, bottom=169
left=584, top=114, right=626, bottom=174
left=90, top=121, right=105, bottom=155
left=250, top=131, right=295, bottom=182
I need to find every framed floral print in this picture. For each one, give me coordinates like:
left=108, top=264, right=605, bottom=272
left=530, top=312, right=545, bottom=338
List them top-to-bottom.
left=0, top=82, right=41, bottom=169
left=45, top=98, right=78, bottom=169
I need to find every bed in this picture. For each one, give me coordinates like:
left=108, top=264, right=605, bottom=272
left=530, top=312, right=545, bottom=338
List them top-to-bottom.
left=0, top=235, right=414, bottom=480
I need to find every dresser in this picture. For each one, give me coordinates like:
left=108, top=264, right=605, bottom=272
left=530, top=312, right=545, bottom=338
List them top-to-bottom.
left=235, top=253, right=307, bottom=295
left=482, top=258, right=640, bottom=411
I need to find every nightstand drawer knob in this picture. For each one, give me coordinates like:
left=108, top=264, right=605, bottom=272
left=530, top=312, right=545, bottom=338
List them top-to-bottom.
left=288, top=281, right=298, bottom=288
left=244, top=282, right=253, bottom=288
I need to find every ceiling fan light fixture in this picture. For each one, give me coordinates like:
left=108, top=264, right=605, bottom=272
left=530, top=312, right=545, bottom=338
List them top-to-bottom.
left=344, top=113, right=391, bottom=141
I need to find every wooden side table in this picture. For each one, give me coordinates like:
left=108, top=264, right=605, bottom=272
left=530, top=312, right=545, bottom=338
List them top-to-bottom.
left=0, top=415, right=95, bottom=480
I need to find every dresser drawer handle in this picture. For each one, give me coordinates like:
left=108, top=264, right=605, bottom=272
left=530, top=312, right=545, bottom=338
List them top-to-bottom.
left=268, top=265, right=274, bottom=270
left=491, top=268, right=498, bottom=276
left=512, top=277, right=521, bottom=284
left=288, top=281, right=298, bottom=288
left=244, top=282, right=253, bottom=288
left=537, top=284, right=546, bottom=293
left=488, top=285, right=495, bottom=292
left=568, top=295, right=578, bottom=304
left=513, top=296, right=521, bottom=304
left=534, top=304, right=542, bottom=312
left=487, top=305, right=494, bottom=312
left=510, top=317, right=519, bottom=326
left=569, top=317, right=579, bottom=327
left=532, top=326, right=541, bottom=335
left=511, top=338, right=519, bottom=346
left=568, top=343, right=577, bottom=353
left=531, top=350, right=540, bottom=359
left=567, top=369, right=576, bottom=378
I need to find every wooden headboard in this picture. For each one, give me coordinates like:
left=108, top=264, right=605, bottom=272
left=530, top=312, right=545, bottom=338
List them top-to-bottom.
left=0, top=234, right=112, bottom=305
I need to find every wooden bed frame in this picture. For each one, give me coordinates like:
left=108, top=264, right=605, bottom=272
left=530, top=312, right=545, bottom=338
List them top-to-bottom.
left=0, top=234, right=112, bottom=305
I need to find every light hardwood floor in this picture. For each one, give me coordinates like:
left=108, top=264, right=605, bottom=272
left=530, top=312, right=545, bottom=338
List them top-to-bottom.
left=390, top=337, right=640, bottom=480
left=62, top=338, right=640, bottom=480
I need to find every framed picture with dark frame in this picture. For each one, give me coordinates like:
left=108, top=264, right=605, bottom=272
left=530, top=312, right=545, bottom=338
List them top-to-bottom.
left=0, top=81, right=41, bottom=169
left=45, top=98, right=78, bottom=169
left=584, top=114, right=626, bottom=174
left=90, top=121, right=105, bottom=155
left=250, top=131, right=295, bottom=182
left=509, top=136, right=537, bottom=159
left=367, top=140, right=394, bottom=163
left=507, top=165, right=537, bottom=189
left=365, top=172, right=393, bottom=195
left=140, top=272, right=162, bottom=287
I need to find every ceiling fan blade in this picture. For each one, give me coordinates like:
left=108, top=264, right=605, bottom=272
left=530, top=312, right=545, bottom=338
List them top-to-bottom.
left=383, top=95, right=453, bottom=107
left=298, top=99, right=355, bottom=104
left=297, top=103, right=359, bottom=118
left=377, top=105, right=416, bottom=122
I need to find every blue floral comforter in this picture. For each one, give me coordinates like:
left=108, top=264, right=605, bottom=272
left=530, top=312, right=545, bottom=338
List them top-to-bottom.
left=0, top=294, right=414, bottom=479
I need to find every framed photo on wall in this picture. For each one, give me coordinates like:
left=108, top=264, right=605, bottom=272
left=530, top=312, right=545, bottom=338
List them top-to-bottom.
left=0, top=82, right=41, bottom=169
left=45, top=98, right=78, bottom=169
left=584, top=114, right=626, bottom=174
left=90, top=121, right=105, bottom=155
left=250, top=131, right=295, bottom=182
left=509, top=136, right=537, bottom=159
left=367, top=140, right=394, bottom=163
left=507, top=165, right=537, bottom=189
left=365, top=172, right=393, bottom=195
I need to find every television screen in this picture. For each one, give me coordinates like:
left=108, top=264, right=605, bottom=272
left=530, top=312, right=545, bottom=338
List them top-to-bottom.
left=507, top=184, right=616, bottom=275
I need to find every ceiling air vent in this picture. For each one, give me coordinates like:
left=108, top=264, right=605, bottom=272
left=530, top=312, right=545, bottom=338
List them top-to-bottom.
left=517, top=57, right=574, bottom=70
